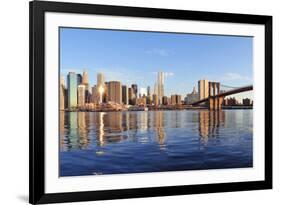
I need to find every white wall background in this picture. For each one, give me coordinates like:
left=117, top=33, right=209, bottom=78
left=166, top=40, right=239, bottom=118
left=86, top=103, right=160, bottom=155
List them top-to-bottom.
left=0, top=0, right=279, bottom=204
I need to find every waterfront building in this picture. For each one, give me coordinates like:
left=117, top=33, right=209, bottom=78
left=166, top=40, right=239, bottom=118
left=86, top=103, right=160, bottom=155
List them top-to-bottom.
left=81, top=70, right=90, bottom=103
left=82, top=70, right=89, bottom=89
left=67, top=72, right=78, bottom=109
left=157, top=72, right=164, bottom=104
left=77, top=73, right=82, bottom=85
left=97, top=73, right=105, bottom=103
left=97, top=73, right=105, bottom=87
left=60, top=76, right=67, bottom=110
left=198, top=79, right=209, bottom=100
left=106, top=81, right=122, bottom=104
left=154, top=83, right=158, bottom=96
left=78, top=84, right=86, bottom=108
left=129, top=84, right=137, bottom=105
left=132, top=84, right=138, bottom=96
left=91, top=85, right=99, bottom=104
left=122, top=85, right=128, bottom=105
left=147, top=86, right=151, bottom=96
left=128, top=87, right=134, bottom=105
left=185, top=87, right=200, bottom=104
left=146, top=94, right=152, bottom=105
left=153, top=94, right=158, bottom=106
left=171, top=94, right=182, bottom=105
left=136, top=95, right=147, bottom=106
left=162, top=96, right=169, bottom=105
left=224, top=97, right=238, bottom=106
left=243, top=98, right=251, bottom=106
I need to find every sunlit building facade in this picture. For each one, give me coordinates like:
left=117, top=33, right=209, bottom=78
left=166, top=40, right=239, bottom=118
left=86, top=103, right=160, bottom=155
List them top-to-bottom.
left=67, top=72, right=78, bottom=109
left=157, top=72, right=164, bottom=104
left=97, top=73, right=105, bottom=103
left=60, top=76, right=67, bottom=110
left=198, top=79, right=209, bottom=100
left=106, top=81, right=122, bottom=104
left=78, top=84, right=86, bottom=108
left=153, top=94, right=158, bottom=106
left=171, top=94, right=182, bottom=105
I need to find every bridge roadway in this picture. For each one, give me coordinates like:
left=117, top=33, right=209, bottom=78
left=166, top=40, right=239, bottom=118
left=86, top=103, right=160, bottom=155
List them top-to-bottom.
left=190, top=85, right=253, bottom=106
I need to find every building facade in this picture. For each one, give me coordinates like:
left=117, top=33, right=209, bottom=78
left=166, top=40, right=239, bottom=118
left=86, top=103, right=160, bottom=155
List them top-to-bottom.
left=67, top=72, right=78, bottom=109
left=157, top=72, right=164, bottom=104
left=97, top=73, right=105, bottom=103
left=60, top=76, right=67, bottom=110
left=198, top=79, right=209, bottom=100
left=106, top=81, right=122, bottom=104
left=77, top=84, right=86, bottom=108
left=122, top=85, right=128, bottom=105
left=185, top=87, right=200, bottom=104
left=153, top=94, right=158, bottom=106
left=171, top=94, right=182, bottom=105
left=242, top=98, right=251, bottom=106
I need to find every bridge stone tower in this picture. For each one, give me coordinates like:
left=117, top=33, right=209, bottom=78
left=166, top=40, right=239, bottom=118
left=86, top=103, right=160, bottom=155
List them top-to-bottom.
left=208, top=82, right=223, bottom=110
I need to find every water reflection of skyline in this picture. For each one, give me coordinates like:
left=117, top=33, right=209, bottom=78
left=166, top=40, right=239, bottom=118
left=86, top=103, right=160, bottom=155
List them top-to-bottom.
left=60, top=110, right=227, bottom=151
left=198, top=110, right=226, bottom=141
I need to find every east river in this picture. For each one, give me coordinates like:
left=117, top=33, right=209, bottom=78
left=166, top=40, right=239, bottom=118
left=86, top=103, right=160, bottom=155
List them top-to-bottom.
left=60, top=110, right=253, bottom=176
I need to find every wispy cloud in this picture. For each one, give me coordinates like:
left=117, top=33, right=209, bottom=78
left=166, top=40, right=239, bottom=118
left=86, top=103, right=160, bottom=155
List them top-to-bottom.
left=146, top=48, right=171, bottom=56
left=152, top=71, right=174, bottom=77
left=164, top=72, right=174, bottom=77
left=220, top=72, right=251, bottom=81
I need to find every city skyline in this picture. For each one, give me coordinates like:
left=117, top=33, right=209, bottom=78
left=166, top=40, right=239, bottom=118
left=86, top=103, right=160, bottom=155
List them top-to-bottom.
left=60, top=27, right=253, bottom=99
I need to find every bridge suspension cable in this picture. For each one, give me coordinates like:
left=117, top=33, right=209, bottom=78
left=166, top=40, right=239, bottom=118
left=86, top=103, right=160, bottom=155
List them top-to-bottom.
left=220, top=84, right=241, bottom=89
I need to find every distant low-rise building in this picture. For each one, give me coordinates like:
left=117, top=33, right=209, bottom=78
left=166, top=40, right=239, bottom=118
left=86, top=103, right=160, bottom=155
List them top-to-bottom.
left=185, top=87, right=199, bottom=104
left=171, top=94, right=182, bottom=105
left=136, top=95, right=147, bottom=106
left=224, top=97, right=238, bottom=106
left=242, top=98, right=251, bottom=106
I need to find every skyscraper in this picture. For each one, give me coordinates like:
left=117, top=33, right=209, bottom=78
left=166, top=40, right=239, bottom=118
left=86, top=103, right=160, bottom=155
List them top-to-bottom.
left=82, top=70, right=89, bottom=87
left=82, top=70, right=90, bottom=102
left=67, top=72, right=78, bottom=109
left=157, top=72, right=164, bottom=104
left=97, top=73, right=105, bottom=103
left=97, top=73, right=105, bottom=87
left=77, top=74, right=82, bottom=85
left=60, top=76, right=67, bottom=110
left=198, top=79, right=209, bottom=100
left=106, top=81, right=122, bottom=104
left=77, top=84, right=86, bottom=108
left=131, top=84, right=138, bottom=98
left=91, top=85, right=99, bottom=104
left=122, top=85, right=128, bottom=105
left=147, top=86, right=151, bottom=96
left=128, top=87, right=134, bottom=105
left=153, top=94, right=158, bottom=106
left=171, top=94, right=182, bottom=105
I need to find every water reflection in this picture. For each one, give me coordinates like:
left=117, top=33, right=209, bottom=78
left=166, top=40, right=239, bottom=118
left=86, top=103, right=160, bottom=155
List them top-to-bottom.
left=60, top=110, right=253, bottom=176
left=60, top=110, right=229, bottom=150
left=198, top=111, right=226, bottom=142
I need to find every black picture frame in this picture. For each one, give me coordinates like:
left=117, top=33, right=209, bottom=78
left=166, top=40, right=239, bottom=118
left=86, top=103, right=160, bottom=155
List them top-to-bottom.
left=29, top=0, right=272, bottom=204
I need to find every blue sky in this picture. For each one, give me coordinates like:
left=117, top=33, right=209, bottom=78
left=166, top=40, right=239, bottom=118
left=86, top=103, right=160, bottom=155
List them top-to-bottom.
left=60, top=27, right=253, bottom=99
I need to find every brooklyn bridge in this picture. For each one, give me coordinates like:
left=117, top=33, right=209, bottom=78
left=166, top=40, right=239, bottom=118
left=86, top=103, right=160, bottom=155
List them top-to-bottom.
left=189, top=82, right=253, bottom=110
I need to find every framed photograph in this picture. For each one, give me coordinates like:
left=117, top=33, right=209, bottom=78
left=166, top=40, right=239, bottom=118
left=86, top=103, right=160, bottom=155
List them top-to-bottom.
left=29, top=0, right=272, bottom=204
